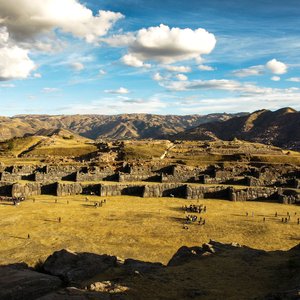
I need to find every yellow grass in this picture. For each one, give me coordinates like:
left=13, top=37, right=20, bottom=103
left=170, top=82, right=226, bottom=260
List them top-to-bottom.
left=0, top=195, right=299, bottom=266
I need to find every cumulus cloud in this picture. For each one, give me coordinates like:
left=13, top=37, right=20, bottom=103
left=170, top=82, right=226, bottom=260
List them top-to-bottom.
left=0, top=0, right=123, bottom=44
left=0, top=1, right=123, bottom=81
left=107, top=24, right=216, bottom=66
left=0, top=27, right=35, bottom=80
left=0, top=43, right=35, bottom=80
left=122, top=54, right=151, bottom=68
left=266, top=59, right=287, bottom=75
left=70, top=62, right=84, bottom=71
left=198, top=64, right=215, bottom=71
left=164, top=65, right=192, bottom=73
left=232, top=65, right=264, bottom=77
left=99, top=69, right=106, bottom=75
left=153, top=72, right=163, bottom=81
left=176, top=74, right=188, bottom=81
left=271, top=76, right=281, bottom=81
left=287, top=77, right=300, bottom=82
left=105, top=87, right=130, bottom=94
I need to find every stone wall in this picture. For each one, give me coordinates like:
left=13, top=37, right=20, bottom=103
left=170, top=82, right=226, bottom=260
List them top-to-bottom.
left=76, top=171, right=115, bottom=182
left=0, top=172, right=22, bottom=182
left=35, top=172, right=76, bottom=182
left=118, top=173, right=158, bottom=182
left=12, top=183, right=41, bottom=198
left=56, top=183, right=82, bottom=197
left=229, top=187, right=279, bottom=202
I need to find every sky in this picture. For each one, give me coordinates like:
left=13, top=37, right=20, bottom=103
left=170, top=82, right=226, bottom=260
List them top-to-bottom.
left=0, top=0, right=300, bottom=116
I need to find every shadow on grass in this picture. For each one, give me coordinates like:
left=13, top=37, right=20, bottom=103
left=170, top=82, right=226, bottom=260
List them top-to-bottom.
left=81, top=204, right=98, bottom=208
left=169, top=207, right=185, bottom=212
left=169, top=216, right=185, bottom=223
left=43, top=219, right=59, bottom=223
left=8, top=235, right=28, bottom=240
left=289, top=236, right=300, bottom=241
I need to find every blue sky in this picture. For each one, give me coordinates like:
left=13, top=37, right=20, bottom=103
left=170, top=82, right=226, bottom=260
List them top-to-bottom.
left=0, top=0, right=299, bottom=116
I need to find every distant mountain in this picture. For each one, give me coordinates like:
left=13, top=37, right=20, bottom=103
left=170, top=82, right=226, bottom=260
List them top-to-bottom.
left=173, top=107, right=300, bottom=150
left=0, top=113, right=246, bottom=141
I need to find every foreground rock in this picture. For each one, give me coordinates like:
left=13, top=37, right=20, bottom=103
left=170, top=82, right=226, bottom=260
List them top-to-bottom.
left=1, top=241, right=300, bottom=299
left=43, top=249, right=117, bottom=285
left=0, top=263, right=62, bottom=300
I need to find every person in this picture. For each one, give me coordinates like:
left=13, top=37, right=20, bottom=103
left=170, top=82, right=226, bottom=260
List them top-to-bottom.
left=275, top=212, right=277, bottom=217
left=58, top=217, right=61, bottom=223
left=263, top=217, right=266, bottom=222
left=27, top=234, right=30, bottom=239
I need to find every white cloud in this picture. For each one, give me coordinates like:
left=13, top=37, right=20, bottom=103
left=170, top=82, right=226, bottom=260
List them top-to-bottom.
left=0, top=1, right=123, bottom=44
left=107, top=24, right=216, bottom=65
left=0, top=27, right=35, bottom=80
left=101, top=32, right=135, bottom=47
left=0, top=44, right=35, bottom=80
left=122, top=54, right=151, bottom=68
left=266, top=59, right=287, bottom=75
left=70, top=62, right=84, bottom=71
left=198, top=64, right=215, bottom=71
left=164, top=65, right=191, bottom=73
left=232, top=65, right=264, bottom=77
left=99, top=69, right=106, bottom=75
left=153, top=72, right=163, bottom=81
left=33, top=73, right=42, bottom=78
left=176, top=74, right=188, bottom=81
left=271, top=76, right=280, bottom=81
left=287, top=77, right=300, bottom=82
left=161, top=78, right=284, bottom=95
left=0, top=83, right=15, bottom=88
left=43, top=87, right=60, bottom=93
left=105, top=87, right=130, bottom=94
left=177, top=89, right=300, bottom=114
left=57, top=97, right=166, bottom=114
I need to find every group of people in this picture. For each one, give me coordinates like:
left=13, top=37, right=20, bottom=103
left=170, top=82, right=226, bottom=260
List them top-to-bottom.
left=93, top=199, right=107, bottom=208
left=183, top=203, right=207, bottom=229
left=182, top=204, right=207, bottom=213
left=246, top=211, right=300, bottom=224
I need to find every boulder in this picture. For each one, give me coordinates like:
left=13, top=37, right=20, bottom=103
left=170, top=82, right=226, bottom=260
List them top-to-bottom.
left=167, top=246, right=206, bottom=266
left=43, top=249, right=117, bottom=284
left=123, top=258, right=164, bottom=273
left=0, top=263, right=62, bottom=300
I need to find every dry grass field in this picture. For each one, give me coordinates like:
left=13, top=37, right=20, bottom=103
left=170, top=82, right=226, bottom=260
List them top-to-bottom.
left=1, top=195, right=300, bottom=266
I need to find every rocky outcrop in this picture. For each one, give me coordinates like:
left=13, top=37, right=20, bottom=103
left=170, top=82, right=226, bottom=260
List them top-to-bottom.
left=0, top=241, right=300, bottom=299
left=43, top=249, right=117, bottom=285
left=0, top=263, right=62, bottom=300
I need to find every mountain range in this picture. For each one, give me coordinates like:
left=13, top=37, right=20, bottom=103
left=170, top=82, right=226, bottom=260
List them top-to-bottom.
left=0, top=108, right=299, bottom=150
left=0, top=113, right=244, bottom=141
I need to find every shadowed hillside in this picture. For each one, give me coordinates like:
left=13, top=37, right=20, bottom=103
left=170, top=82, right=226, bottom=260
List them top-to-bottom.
left=173, top=107, right=300, bottom=150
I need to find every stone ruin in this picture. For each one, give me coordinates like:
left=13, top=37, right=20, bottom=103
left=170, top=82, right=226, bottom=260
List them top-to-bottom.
left=0, top=162, right=299, bottom=204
